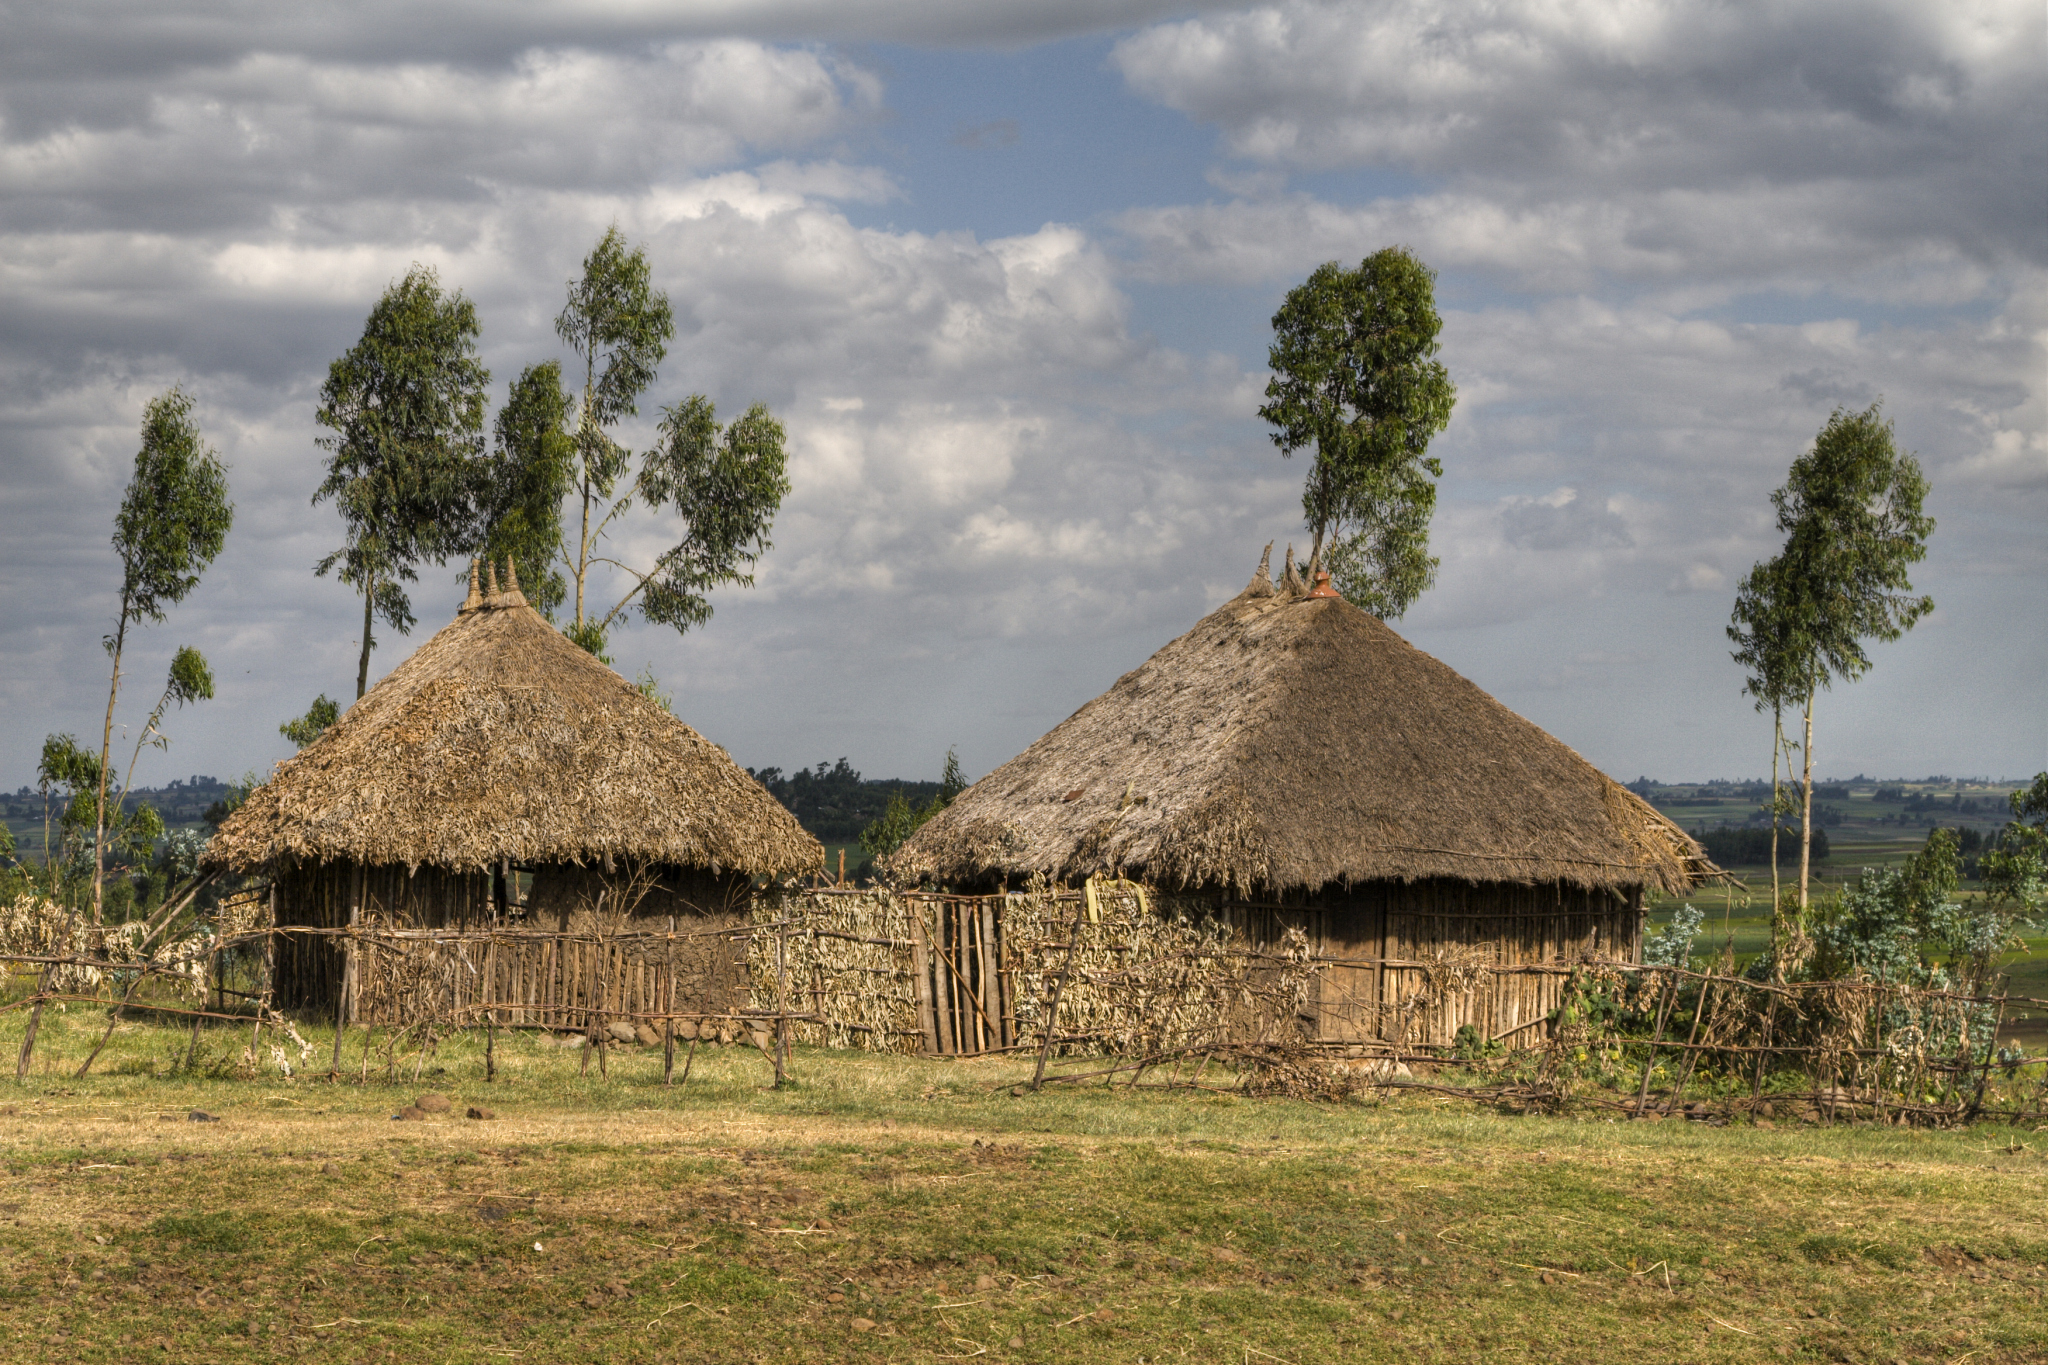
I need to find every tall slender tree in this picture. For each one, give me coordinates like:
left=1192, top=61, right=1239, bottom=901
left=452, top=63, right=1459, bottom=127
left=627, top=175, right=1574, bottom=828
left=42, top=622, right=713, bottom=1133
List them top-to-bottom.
left=556, top=227, right=675, bottom=653
left=549, top=229, right=788, bottom=660
left=1259, top=247, right=1455, bottom=618
left=315, top=264, right=490, bottom=697
left=94, top=388, right=232, bottom=928
left=1738, top=403, right=1934, bottom=953
left=1727, top=557, right=1817, bottom=976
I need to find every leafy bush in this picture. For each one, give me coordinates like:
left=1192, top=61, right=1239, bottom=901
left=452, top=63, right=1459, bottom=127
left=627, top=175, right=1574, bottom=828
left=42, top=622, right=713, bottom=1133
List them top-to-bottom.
left=859, top=750, right=966, bottom=862
left=1644, top=904, right=1704, bottom=969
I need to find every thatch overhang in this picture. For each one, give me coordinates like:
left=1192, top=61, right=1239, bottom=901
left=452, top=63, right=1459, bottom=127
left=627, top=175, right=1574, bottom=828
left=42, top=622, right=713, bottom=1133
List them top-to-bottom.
left=886, top=549, right=1719, bottom=897
left=205, top=566, right=822, bottom=880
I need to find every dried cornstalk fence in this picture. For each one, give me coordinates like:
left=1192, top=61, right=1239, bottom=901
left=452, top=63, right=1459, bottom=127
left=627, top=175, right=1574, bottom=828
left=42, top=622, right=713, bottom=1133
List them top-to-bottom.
left=5, top=877, right=2045, bottom=1125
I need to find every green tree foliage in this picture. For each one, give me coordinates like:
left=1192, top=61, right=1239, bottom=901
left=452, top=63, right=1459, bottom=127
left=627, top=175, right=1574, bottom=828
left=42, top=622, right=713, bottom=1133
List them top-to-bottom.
left=558, top=226, right=674, bottom=642
left=552, top=229, right=789, bottom=658
left=1259, top=247, right=1455, bottom=617
left=315, top=264, right=490, bottom=698
left=480, top=361, right=576, bottom=618
left=94, top=389, right=232, bottom=926
left=1728, top=403, right=1933, bottom=974
left=280, top=694, right=341, bottom=749
left=38, top=735, right=101, bottom=882
left=859, top=750, right=967, bottom=861
left=1981, top=772, right=2048, bottom=923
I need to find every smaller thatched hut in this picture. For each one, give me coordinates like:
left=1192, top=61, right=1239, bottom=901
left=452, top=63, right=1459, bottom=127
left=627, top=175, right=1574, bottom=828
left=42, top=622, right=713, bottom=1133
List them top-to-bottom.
left=886, top=546, right=1720, bottom=1047
left=206, top=561, right=821, bottom=1025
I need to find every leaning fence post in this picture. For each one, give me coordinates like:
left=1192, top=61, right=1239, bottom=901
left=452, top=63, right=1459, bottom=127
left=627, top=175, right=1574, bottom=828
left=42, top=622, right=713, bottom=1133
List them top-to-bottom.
left=1031, top=887, right=1089, bottom=1092
left=16, top=901, right=79, bottom=1080
left=245, top=915, right=275, bottom=1075
left=774, top=918, right=790, bottom=1088
left=662, top=922, right=676, bottom=1087
left=484, top=938, right=497, bottom=1085
left=184, top=944, right=215, bottom=1072
left=15, top=963, right=53, bottom=1081
left=77, top=965, right=149, bottom=1080
left=1632, top=968, right=1676, bottom=1116
left=1665, top=968, right=1718, bottom=1112
left=1750, top=986, right=1779, bottom=1107
left=1964, top=989, right=2008, bottom=1123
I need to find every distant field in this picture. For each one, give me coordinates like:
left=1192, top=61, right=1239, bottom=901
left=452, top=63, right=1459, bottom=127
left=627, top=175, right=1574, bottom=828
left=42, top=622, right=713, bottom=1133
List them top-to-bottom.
left=0, top=1010, right=2042, bottom=1364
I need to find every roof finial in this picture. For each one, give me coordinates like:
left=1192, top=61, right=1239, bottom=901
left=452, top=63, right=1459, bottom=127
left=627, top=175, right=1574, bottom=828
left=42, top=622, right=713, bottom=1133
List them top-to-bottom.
left=1245, top=541, right=1276, bottom=598
left=1280, top=543, right=1305, bottom=597
left=504, top=555, right=520, bottom=595
left=462, top=559, right=481, bottom=613
left=486, top=559, right=499, bottom=598
left=1307, top=567, right=1341, bottom=600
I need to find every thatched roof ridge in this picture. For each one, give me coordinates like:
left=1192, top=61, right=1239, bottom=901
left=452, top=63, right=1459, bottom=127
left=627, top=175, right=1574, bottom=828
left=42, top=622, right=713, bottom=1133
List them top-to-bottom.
left=886, top=557, right=1717, bottom=896
left=205, top=570, right=821, bottom=877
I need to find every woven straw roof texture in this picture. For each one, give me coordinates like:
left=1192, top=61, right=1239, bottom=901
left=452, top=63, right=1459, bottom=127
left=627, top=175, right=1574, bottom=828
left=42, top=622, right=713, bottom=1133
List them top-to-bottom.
left=887, top=558, right=1714, bottom=896
left=205, top=582, right=822, bottom=877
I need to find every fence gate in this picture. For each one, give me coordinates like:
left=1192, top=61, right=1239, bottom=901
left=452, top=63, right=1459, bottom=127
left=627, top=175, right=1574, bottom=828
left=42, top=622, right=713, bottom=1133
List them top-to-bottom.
left=908, top=898, right=1012, bottom=1055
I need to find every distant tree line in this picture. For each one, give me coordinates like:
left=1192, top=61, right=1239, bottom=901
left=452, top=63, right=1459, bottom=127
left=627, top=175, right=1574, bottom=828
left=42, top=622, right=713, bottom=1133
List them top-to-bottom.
left=745, top=758, right=957, bottom=845
left=1693, top=824, right=1831, bottom=868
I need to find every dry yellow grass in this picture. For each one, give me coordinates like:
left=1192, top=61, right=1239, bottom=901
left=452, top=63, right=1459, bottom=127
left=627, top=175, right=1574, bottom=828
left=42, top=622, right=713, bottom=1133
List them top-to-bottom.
left=0, top=1007, right=2043, bottom=1363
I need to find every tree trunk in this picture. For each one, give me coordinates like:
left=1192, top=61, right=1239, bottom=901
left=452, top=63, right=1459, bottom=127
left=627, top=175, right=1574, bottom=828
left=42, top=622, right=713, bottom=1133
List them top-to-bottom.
left=573, top=375, right=596, bottom=630
left=355, top=578, right=375, bottom=700
left=92, top=603, right=131, bottom=934
left=1798, top=686, right=1815, bottom=919
left=1769, top=706, right=1784, bottom=983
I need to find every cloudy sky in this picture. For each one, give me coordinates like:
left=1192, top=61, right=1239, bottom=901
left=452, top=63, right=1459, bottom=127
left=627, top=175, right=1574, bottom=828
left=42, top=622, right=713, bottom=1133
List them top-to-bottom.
left=2, top=0, right=2042, bottom=798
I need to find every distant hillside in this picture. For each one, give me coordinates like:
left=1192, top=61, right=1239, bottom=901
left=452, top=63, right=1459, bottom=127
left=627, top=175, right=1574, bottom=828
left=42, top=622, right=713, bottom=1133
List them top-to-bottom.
left=4, top=773, right=236, bottom=852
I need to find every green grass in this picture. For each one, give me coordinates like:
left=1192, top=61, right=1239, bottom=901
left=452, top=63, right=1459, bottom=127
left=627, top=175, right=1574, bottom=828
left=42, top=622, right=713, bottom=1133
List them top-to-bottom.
left=0, top=1005, right=2044, bottom=1363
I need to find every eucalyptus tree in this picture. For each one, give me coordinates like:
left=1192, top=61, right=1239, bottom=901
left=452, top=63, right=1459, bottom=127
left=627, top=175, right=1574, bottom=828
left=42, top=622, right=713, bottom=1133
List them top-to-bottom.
left=556, top=227, right=675, bottom=652
left=552, top=229, right=788, bottom=659
left=1259, top=247, right=1455, bottom=617
left=315, top=264, right=490, bottom=697
left=478, top=361, right=576, bottom=619
left=94, top=388, right=232, bottom=927
left=1740, top=403, right=1933, bottom=940
left=1727, top=556, right=1817, bottom=972
left=97, top=646, right=214, bottom=907
left=280, top=694, right=340, bottom=749
left=37, top=734, right=100, bottom=892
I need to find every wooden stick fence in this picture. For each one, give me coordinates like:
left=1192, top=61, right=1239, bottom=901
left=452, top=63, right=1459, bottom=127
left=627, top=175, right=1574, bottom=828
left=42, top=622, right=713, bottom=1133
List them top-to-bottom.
left=7, top=882, right=2045, bottom=1125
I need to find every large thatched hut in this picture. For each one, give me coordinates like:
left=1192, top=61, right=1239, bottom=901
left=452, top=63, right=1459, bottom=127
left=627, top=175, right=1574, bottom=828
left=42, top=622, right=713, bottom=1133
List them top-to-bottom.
left=886, top=548, right=1719, bottom=1047
left=205, top=563, right=822, bottom=1025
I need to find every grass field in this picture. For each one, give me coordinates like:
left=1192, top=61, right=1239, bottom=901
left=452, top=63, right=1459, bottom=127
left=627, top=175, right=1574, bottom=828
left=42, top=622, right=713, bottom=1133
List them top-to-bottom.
left=0, top=1007, right=2044, bottom=1364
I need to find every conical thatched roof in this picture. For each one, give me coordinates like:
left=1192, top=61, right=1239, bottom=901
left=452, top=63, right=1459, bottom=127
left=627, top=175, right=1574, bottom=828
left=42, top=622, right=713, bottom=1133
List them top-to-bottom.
left=886, top=548, right=1717, bottom=896
left=205, top=564, right=822, bottom=878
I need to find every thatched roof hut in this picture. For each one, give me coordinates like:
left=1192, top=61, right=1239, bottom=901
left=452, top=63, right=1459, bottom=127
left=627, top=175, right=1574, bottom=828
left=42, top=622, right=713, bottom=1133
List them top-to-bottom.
left=887, top=547, right=1713, bottom=898
left=885, top=548, right=1715, bottom=1049
left=209, top=561, right=820, bottom=1026
left=207, top=563, right=820, bottom=879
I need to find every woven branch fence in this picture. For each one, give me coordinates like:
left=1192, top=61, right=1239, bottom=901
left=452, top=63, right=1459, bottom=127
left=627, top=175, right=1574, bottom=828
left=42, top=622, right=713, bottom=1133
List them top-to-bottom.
left=5, top=880, right=2045, bottom=1124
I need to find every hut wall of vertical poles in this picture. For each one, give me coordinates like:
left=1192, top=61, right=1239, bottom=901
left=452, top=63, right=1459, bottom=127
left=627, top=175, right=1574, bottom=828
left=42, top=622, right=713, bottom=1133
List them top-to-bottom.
left=269, top=859, right=754, bottom=1027
left=1215, top=879, right=1641, bottom=1046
